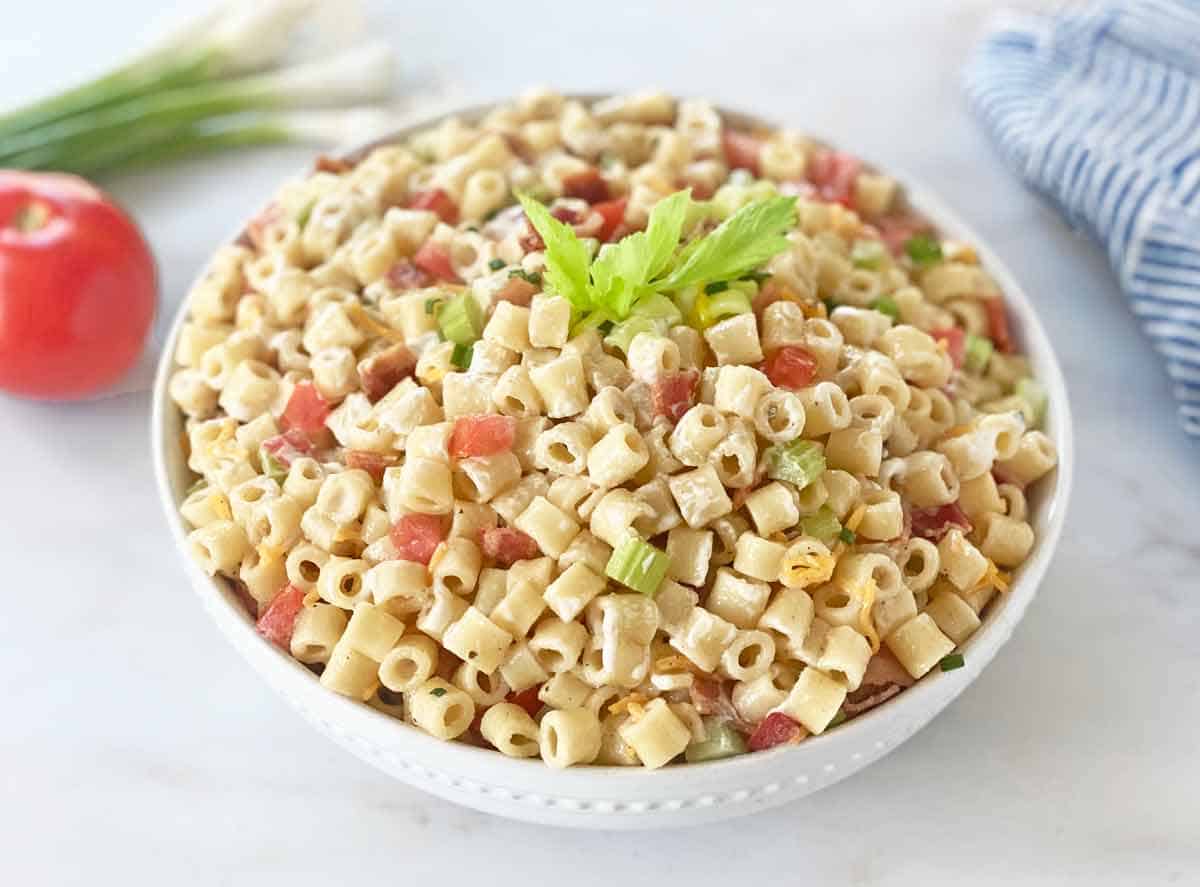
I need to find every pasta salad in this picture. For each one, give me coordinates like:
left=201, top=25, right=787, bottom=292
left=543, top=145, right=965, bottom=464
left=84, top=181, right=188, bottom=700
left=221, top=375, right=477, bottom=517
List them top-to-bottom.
left=170, top=90, right=1059, bottom=769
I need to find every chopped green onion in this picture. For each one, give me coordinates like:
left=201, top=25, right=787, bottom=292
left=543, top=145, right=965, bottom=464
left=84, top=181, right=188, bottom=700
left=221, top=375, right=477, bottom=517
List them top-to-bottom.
left=904, top=234, right=943, bottom=267
left=850, top=239, right=886, bottom=270
left=487, top=258, right=505, bottom=271
left=508, top=268, right=542, bottom=286
left=739, top=270, right=772, bottom=284
left=704, top=280, right=729, bottom=295
left=437, top=292, right=483, bottom=345
left=869, top=296, right=900, bottom=321
left=424, top=298, right=439, bottom=315
left=823, top=298, right=838, bottom=316
left=604, top=315, right=666, bottom=356
left=598, top=320, right=614, bottom=335
left=964, top=333, right=994, bottom=373
left=450, top=343, right=473, bottom=370
left=1015, top=378, right=1048, bottom=426
left=764, top=439, right=826, bottom=490
left=260, top=449, right=287, bottom=483
left=800, top=506, right=842, bottom=545
left=838, top=527, right=857, bottom=545
left=605, top=536, right=669, bottom=597
left=939, top=653, right=965, bottom=672
left=430, top=687, right=448, bottom=697
left=828, top=709, right=847, bottom=728
left=684, top=717, right=748, bottom=763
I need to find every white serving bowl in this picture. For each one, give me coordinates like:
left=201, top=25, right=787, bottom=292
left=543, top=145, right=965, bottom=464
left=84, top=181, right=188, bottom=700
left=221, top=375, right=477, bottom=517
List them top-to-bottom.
left=152, top=99, right=1074, bottom=830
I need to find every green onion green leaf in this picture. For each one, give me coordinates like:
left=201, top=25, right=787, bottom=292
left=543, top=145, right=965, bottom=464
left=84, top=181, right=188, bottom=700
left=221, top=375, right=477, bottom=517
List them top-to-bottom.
left=488, top=257, right=505, bottom=271
left=704, top=280, right=729, bottom=295
left=869, top=296, right=900, bottom=321
left=450, top=343, right=473, bottom=370
left=838, top=527, right=857, bottom=545
left=939, top=654, right=965, bottom=672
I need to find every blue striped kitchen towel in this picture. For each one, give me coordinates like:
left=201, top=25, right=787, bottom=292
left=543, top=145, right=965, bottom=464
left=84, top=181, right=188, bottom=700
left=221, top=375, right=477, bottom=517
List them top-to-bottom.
left=964, top=0, right=1200, bottom=437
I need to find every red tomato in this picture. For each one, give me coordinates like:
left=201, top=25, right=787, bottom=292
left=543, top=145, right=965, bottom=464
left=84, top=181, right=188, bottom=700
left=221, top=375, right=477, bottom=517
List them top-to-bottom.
left=722, top=129, right=763, bottom=176
left=807, top=149, right=862, bottom=207
left=562, top=167, right=610, bottom=203
left=0, top=172, right=156, bottom=399
left=406, top=188, right=459, bottom=225
left=591, top=198, right=627, bottom=242
left=876, top=212, right=932, bottom=253
left=413, top=240, right=460, bottom=283
left=385, top=260, right=433, bottom=291
left=984, top=296, right=1014, bottom=353
left=931, top=326, right=966, bottom=369
left=359, top=342, right=417, bottom=402
left=762, top=346, right=818, bottom=389
left=651, top=369, right=700, bottom=423
left=280, top=380, right=331, bottom=437
left=449, top=415, right=517, bottom=459
left=261, top=429, right=314, bottom=467
left=345, top=450, right=397, bottom=482
left=909, top=503, right=972, bottom=542
left=389, top=514, right=446, bottom=565
left=481, top=527, right=541, bottom=567
left=256, top=585, right=306, bottom=648
left=508, top=685, right=543, bottom=718
left=748, top=712, right=805, bottom=751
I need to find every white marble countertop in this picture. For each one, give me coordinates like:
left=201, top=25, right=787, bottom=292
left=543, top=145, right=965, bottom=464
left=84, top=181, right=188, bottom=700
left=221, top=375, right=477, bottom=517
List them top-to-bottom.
left=2, top=1, right=1198, bottom=884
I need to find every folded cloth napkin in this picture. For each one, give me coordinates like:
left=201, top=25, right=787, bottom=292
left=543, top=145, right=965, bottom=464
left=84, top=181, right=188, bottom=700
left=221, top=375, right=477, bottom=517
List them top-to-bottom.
left=965, top=0, right=1200, bottom=437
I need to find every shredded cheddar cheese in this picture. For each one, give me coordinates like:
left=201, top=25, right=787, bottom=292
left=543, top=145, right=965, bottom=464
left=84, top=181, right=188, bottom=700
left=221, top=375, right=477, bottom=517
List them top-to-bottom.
left=348, top=303, right=406, bottom=343
left=832, top=504, right=868, bottom=557
left=780, top=551, right=836, bottom=588
left=976, top=559, right=1011, bottom=594
left=853, top=579, right=881, bottom=653
left=653, top=654, right=696, bottom=674
left=608, top=692, right=649, bottom=717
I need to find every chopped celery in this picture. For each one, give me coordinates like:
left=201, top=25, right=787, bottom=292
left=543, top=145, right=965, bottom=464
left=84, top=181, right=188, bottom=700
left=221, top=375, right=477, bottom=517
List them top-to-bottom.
left=904, top=233, right=943, bottom=267
left=850, top=239, right=886, bottom=270
left=691, top=288, right=753, bottom=330
left=437, top=292, right=483, bottom=345
left=632, top=292, right=683, bottom=327
left=869, top=296, right=900, bottom=321
left=604, top=315, right=666, bottom=355
left=964, top=333, right=994, bottom=373
left=450, top=343, right=473, bottom=370
left=1015, top=378, right=1048, bottom=426
left=765, top=439, right=826, bottom=490
left=260, top=449, right=287, bottom=483
left=800, top=506, right=842, bottom=545
left=838, top=527, right=856, bottom=545
left=605, top=536, right=669, bottom=597
left=939, top=653, right=965, bottom=672
left=827, top=709, right=847, bottom=729
left=684, top=717, right=748, bottom=763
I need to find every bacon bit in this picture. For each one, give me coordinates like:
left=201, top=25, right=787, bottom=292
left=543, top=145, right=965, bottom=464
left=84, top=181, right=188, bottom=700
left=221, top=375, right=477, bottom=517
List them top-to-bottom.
left=313, top=154, right=353, bottom=174
left=562, top=167, right=610, bottom=203
left=406, top=188, right=459, bottom=225
left=244, top=202, right=284, bottom=251
left=413, top=240, right=460, bottom=283
left=385, top=260, right=434, bottom=291
left=493, top=276, right=539, bottom=307
left=984, top=296, right=1014, bottom=353
left=359, top=342, right=418, bottom=402
left=261, top=429, right=314, bottom=468
left=345, top=450, right=398, bottom=482
left=909, top=503, right=972, bottom=542
left=481, top=526, right=541, bottom=567
left=256, top=585, right=307, bottom=648
left=844, top=648, right=914, bottom=716
left=689, top=676, right=750, bottom=732
left=508, top=685, right=543, bottom=717
left=608, top=692, right=650, bottom=717
left=748, top=712, right=806, bottom=751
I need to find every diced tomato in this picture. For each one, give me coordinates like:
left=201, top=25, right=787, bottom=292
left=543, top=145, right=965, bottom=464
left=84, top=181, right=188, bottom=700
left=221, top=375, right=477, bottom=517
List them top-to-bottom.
left=722, top=129, right=763, bottom=176
left=807, top=149, right=862, bottom=207
left=313, top=154, right=353, bottom=174
left=562, top=167, right=610, bottom=203
left=406, top=188, right=459, bottom=225
left=592, top=197, right=627, bottom=242
left=877, top=212, right=933, bottom=253
left=413, top=240, right=460, bottom=283
left=385, top=260, right=433, bottom=291
left=494, top=276, right=539, bottom=307
left=984, top=296, right=1014, bottom=353
left=931, top=326, right=966, bottom=369
left=359, top=342, right=417, bottom=402
left=762, top=346, right=818, bottom=390
left=651, top=370, right=700, bottom=423
left=280, top=381, right=331, bottom=438
left=449, top=415, right=517, bottom=459
left=261, top=429, right=314, bottom=468
left=345, top=450, right=398, bottom=482
left=910, top=503, right=973, bottom=542
left=389, top=514, right=446, bottom=565
left=481, top=527, right=541, bottom=567
left=256, top=585, right=307, bottom=648
left=508, top=685, right=543, bottom=718
left=748, top=712, right=806, bottom=752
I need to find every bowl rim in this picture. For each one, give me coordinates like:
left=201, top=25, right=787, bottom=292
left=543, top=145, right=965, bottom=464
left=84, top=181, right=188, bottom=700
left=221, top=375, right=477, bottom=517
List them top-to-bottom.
left=151, top=95, right=1075, bottom=802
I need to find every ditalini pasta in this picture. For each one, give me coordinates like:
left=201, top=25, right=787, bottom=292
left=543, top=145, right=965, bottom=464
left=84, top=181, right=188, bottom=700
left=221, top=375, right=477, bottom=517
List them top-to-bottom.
left=172, top=89, right=1058, bottom=769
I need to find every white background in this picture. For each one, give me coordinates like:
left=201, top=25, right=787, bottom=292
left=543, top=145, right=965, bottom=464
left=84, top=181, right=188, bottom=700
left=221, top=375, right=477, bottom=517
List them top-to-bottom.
left=1, top=1, right=1197, bottom=884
